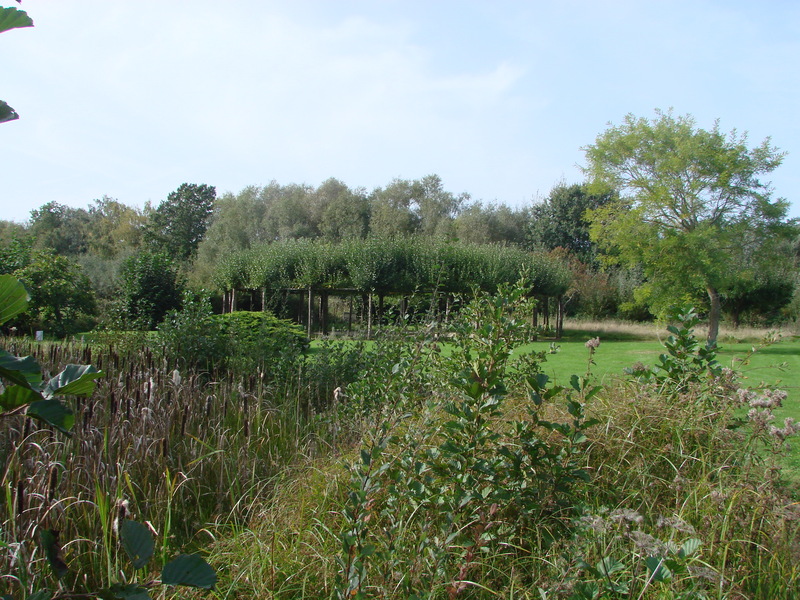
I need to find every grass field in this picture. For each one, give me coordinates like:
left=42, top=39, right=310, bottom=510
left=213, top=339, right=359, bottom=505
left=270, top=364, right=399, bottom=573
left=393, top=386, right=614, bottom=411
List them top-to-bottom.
left=521, top=321, right=800, bottom=475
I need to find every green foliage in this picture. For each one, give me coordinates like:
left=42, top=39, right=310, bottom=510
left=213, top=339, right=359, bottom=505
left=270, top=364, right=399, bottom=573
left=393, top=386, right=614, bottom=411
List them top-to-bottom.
left=0, top=5, right=33, bottom=124
left=585, top=109, right=793, bottom=342
left=528, top=182, right=613, bottom=262
left=145, top=183, right=216, bottom=261
left=86, top=196, right=146, bottom=259
left=28, top=202, right=92, bottom=256
left=0, top=233, right=33, bottom=275
left=218, top=237, right=571, bottom=299
left=12, top=248, right=98, bottom=336
left=115, top=250, right=183, bottom=330
left=0, top=275, right=101, bottom=434
left=332, top=280, right=597, bottom=597
left=156, top=294, right=308, bottom=373
left=626, top=306, right=722, bottom=399
left=210, top=310, right=308, bottom=370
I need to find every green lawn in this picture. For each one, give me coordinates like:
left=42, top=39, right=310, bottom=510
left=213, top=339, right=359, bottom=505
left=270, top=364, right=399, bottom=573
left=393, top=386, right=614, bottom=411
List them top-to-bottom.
left=520, top=329, right=800, bottom=475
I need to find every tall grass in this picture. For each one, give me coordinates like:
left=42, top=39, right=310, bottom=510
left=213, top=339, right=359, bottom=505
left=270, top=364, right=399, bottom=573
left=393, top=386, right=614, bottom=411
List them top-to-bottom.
left=3, top=305, right=799, bottom=598
left=194, top=306, right=800, bottom=599
left=0, top=337, right=348, bottom=596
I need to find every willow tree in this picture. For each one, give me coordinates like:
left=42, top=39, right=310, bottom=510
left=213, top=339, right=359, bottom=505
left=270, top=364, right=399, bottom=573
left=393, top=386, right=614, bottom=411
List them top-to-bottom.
left=584, top=110, right=790, bottom=343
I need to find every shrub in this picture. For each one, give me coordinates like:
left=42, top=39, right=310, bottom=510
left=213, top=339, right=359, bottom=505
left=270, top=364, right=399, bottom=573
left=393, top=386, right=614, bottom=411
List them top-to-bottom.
left=156, top=299, right=309, bottom=374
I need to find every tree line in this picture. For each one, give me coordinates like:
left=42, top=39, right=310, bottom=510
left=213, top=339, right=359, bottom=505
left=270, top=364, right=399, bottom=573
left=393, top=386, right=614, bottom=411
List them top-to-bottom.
left=1, top=111, right=798, bottom=340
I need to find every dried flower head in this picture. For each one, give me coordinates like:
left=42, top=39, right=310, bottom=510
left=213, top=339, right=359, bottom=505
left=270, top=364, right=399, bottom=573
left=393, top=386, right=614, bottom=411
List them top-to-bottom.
left=585, top=337, right=601, bottom=350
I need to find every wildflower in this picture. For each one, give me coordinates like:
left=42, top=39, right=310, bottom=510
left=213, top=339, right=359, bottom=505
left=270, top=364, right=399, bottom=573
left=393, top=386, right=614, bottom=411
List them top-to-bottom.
left=585, top=337, right=601, bottom=350
left=736, top=388, right=755, bottom=406
left=748, top=388, right=786, bottom=409
left=747, top=408, right=775, bottom=430
left=769, top=418, right=800, bottom=441
left=609, top=508, right=643, bottom=525
left=579, top=513, right=609, bottom=533
left=656, top=515, right=696, bottom=534
left=628, top=530, right=667, bottom=555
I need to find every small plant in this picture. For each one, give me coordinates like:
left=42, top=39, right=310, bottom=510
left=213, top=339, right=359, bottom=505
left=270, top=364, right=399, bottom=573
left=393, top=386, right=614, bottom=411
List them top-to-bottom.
left=626, top=306, right=721, bottom=399
left=570, top=510, right=709, bottom=600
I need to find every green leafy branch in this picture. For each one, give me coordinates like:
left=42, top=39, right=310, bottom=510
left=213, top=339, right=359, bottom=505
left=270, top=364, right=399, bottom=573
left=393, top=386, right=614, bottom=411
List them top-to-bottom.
left=0, top=5, right=34, bottom=123
left=0, top=275, right=102, bottom=434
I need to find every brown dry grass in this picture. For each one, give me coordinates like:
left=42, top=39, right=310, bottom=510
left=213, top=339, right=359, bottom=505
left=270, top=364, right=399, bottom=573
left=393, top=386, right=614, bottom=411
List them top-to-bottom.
left=563, top=317, right=798, bottom=342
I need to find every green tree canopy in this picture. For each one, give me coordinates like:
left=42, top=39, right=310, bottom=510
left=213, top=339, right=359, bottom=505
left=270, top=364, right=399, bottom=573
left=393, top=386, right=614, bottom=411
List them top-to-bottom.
left=584, top=109, right=792, bottom=342
left=528, top=182, right=613, bottom=262
left=145, top=183, right=216, bottom=261
left=29, top=201, right=91, bottom=255
left=12, top=249, right=97, bottom=336
left=116, top=251, right=183, bottom=330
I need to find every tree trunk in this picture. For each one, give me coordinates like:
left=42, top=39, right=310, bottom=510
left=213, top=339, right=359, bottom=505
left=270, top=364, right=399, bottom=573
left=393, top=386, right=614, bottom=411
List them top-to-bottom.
left=706, top=285, right=721, bottom=344
left=307, top=287, right=313, bottom=338
left=320, top=292, right=329, bottom=335
left=367, top=293, right=373, bottom=340
left=348, top=295, right=354, bottom=333
left=556, top=295, right=564, bottom=339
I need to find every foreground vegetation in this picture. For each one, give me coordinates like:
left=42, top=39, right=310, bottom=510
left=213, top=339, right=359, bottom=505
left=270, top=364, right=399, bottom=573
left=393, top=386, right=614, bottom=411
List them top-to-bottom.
left=2, top=278, right=799, bottom=599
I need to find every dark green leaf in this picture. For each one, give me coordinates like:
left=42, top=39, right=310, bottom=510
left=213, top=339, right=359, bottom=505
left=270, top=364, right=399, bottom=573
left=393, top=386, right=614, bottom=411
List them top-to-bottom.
left=0, top=7, right=33, bottom=34
left=0, top=275, right=29, bottom=323
left=0, top=349, right=43, bottom=389
left=43, top=364, right=103, bottom=399
left=0, top=384, right=42, bottom=410
left=27, top=399, right=74, bottom=434
left=360, top=449, right=371, bottom=467
left=120, top=520, right=155, bottom=570
left=39, top=529, right=69, bottom=580
left=679, top=538, right=701, bottom=558
left=161, top=554, right=217, bottom=589
left=596, top=556, right=625, bottom=576
left=645, top=556, right=672, bottom=582
left=98, top=583, right=152, bottom=600
left=27, top=592, right=53, bottom=600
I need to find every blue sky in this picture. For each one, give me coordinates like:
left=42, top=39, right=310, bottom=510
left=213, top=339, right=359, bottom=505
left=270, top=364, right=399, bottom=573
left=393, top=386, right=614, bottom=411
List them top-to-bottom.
left=2, top=0, right=799, bottom=223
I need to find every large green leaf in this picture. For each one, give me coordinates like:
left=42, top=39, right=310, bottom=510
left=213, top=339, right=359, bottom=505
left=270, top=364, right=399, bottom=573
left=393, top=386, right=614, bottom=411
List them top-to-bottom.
left=0, top=7, right=33, bottom=34
left=0, top=275, right=30, bottom=325
left=0, top=349, right=43, bottom=389
left=43, top=364, right=103, bottom=399
left=0, top=384, right=42, bottom=410
left=26, top=399, right=74, bottom=434
left=120, top=520, right=155, bottom=570
left=39, top=529, right=69, bottom=580
left=161, top=554, right=217, bottom=589
left=97, top=583, right=152, bottom=600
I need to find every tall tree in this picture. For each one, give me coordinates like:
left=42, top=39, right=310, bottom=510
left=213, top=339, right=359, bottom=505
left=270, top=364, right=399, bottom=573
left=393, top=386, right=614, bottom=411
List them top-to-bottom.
left=584, top=110, right=791, bottom=343
left=416, top=174, right=467, bottom=237
left=317, top=178, right=370, bottom=241
left=368, top=178, right=421, bottom=236
left=528, top=182, right=613, bottom=262
left=146, top=183, right=216, bottom=261
left=86, top=196, right=146, bottom=258
left=29, top=201, right=91, bottom=255
left=13, top=248, right=97, bottom=336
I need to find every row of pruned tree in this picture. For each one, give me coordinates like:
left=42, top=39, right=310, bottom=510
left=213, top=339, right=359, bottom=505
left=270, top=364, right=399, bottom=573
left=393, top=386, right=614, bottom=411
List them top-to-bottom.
left=211, top=237, right=572, bottom=337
